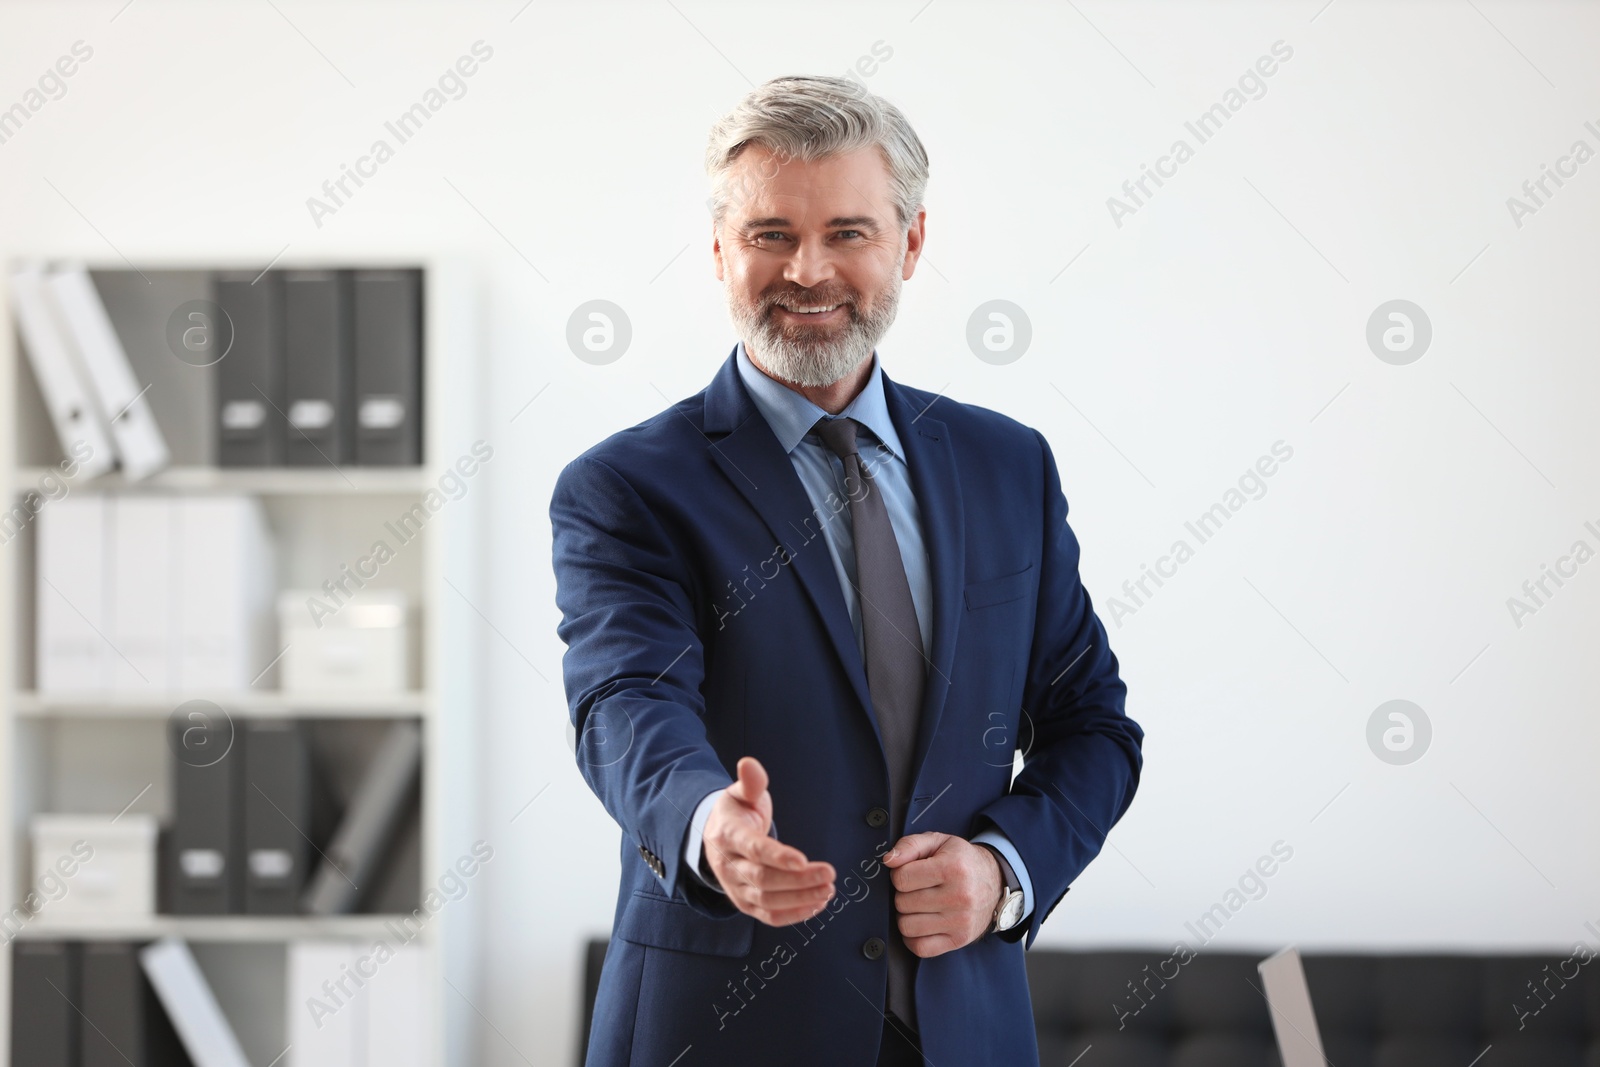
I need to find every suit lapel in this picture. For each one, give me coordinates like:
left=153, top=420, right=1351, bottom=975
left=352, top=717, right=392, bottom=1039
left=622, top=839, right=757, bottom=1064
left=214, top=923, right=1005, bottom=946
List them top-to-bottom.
left=702, top=348, right=965, bottom=794
left=703, top=350, right=879, bottom=741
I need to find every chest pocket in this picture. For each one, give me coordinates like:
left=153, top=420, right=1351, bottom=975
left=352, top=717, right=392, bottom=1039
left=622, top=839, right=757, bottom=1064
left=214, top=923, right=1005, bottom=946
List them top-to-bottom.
left=964, top=562, right=1035, bottom=611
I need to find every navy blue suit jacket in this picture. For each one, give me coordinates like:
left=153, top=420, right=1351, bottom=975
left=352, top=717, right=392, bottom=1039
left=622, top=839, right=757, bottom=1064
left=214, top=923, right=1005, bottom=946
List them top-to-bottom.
left=550, top=346, right=1143, bottom=1066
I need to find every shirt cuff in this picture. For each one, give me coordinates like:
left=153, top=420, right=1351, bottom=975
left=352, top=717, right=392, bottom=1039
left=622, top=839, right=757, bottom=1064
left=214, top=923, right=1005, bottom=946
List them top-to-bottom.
left=685, top=787, right=727, bottom=893
left=971, top=828, right=1033, bottom=921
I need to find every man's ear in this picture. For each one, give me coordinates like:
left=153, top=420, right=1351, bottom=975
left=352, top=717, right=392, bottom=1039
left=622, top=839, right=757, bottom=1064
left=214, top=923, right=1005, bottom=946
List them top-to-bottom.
left=901, top=208, right=927, bottom=280
left=713, top=227, right=725, bottom=281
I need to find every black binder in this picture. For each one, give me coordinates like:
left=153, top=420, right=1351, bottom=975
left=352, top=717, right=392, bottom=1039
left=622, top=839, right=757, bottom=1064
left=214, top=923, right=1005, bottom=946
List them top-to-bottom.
left=353, top=269, right=423, bottom=466
left=216, top=270, right=286, bottom=467
left=282, top=270, right=353, bottom=467
left=168, top=715, right=244, bottom=914
left=243, top=719, right=330, bottom=913
left=9, top=940, right=78, bottom=1067
left=80, top=941, right=191, bottom=1067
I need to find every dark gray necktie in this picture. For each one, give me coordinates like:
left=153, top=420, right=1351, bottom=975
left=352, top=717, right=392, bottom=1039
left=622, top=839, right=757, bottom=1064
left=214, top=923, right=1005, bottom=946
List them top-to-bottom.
left=811, top=415, right=926, bottom=1037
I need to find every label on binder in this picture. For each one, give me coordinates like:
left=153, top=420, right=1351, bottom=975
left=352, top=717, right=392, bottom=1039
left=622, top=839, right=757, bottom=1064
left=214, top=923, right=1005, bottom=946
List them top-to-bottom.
left=359, top=395, right=406, bottom=430
left=288, top=398, right=334, bottom=429
left=179, top=848, right=225, bottom=879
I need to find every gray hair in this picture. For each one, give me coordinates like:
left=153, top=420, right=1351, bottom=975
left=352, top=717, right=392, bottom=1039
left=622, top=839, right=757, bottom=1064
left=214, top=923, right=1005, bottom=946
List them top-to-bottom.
left=704, top=75, right=929, bottom=234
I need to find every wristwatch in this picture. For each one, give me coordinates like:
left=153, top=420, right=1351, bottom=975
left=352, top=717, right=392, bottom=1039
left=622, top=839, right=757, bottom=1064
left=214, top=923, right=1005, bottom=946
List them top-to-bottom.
left=975, top=842, right=1025, bottom=934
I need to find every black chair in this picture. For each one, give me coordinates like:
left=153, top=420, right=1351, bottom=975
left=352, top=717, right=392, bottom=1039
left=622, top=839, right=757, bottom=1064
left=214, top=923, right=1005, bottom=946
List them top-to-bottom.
left=580, top=939, right=1600, bottom=1066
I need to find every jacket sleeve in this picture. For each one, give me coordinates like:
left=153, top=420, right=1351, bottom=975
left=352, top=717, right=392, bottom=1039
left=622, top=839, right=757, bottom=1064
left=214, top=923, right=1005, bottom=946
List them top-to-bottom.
left=968, top=428, right=1144, bottom=948
left=550, top=453, right=741, bottom=919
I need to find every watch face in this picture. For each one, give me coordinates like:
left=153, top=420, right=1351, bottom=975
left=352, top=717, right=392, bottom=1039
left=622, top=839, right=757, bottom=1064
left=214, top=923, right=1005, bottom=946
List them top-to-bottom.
left=997, top=890, right=1024, bottom=930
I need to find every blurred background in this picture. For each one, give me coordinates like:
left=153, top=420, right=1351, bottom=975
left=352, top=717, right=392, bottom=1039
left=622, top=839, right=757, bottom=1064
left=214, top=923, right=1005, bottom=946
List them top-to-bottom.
left=1, top=1, right=1597, bottom=1065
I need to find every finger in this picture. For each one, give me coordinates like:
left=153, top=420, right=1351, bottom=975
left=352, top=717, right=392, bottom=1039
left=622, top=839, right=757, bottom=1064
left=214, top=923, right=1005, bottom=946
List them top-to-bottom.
left=726, top=756, right=768, bottom=807
left=728, top=827, right=810, bottom=872
left=882, top=832, right=947, bottom=866
left=888, top=856, right=944, bottom=895
left=727, top=857, right=835, bottom=892
left=738, top=881, right=834, bottom=916
left=891, top=884, right=950, bottom=914
left=750, top=897, right=835, bottom=927
left=896, top=910, right=950, bottom=940
left=903, top=933, right=956, bottom=959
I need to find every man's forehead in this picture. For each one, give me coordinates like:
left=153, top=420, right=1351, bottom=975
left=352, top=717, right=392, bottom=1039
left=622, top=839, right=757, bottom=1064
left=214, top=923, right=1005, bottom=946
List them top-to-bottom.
left=729, top=147, right=891, bottom=228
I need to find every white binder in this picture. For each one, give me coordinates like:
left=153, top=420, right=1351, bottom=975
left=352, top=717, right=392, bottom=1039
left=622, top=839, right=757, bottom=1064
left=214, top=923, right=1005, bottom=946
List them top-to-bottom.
left=10, top=262, right=115, bottom=479
left=46, top=263, right=171, bottom=480
left=37, top=492, right=111, bottom=690
left=110, top=493, right=175, bottom=690
left=176, top=494, right=275, bottom=689
left=138, top=937, right=253, bottom=1067
left=287, top=941, right=366, bottom=1066
left=366, top=942, right=431, bottom=1066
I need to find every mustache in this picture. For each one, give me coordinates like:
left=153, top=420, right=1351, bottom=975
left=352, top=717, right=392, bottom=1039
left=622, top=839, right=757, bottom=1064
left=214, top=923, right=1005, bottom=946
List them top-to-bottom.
left=764, top=291, right=854, bottom=308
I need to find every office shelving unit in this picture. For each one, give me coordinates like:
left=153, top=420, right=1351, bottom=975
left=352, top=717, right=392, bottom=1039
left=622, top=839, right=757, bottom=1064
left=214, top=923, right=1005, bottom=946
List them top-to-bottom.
left=0, top=255, right=484, bottom=1065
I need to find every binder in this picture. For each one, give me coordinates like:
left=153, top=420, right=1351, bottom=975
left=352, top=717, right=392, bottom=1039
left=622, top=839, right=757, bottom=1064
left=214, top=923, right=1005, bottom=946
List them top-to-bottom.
left=10, top=262, right=116, bottom=478
left=47, top=264, right=171, bottom=480
left=93, top=269, right=220, bottom=466
left=352, top=269, right=423, bottom=466
left=282, top=270, right=353, bottom=467
left=216, top=271, right=286, bottom=467
left=37, top=492, right=112, bottom=691
left=109, top=493, right=175, bottom=690
left=174, top=495, right=275, bottom=690
left=168, top=714, right=244, bottom=913
left=244, top=719, right=330, bottom=914
left=302, top=721, right=422, bottom=915
left=138, top=938, right=252, bottom=1067
left=9, top=939, right=79, bottom=1067
left=81, top=941, right=192, bottom=1067
left=286, top=941, right=365, bottom=1065
left=365, top=942, right=431, bottom=1066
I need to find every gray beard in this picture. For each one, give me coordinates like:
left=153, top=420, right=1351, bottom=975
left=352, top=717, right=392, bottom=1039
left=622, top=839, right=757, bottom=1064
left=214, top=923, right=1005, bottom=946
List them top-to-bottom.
left=728, top=260, right=904, bottom=388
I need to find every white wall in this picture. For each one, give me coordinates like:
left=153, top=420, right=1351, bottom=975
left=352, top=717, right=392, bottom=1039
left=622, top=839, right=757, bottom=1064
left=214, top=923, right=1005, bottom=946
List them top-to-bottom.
left=3, top=1, right=1598, bottom=1063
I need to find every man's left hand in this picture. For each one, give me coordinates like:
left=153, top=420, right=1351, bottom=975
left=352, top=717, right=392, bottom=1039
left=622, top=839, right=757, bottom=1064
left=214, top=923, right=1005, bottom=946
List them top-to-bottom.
left=881, top=832, right=1000, bottom=958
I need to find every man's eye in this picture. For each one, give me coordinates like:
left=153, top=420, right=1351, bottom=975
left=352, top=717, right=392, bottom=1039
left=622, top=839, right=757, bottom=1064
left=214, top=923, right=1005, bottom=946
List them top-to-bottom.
left=837, top=230, right=862, bottom=239
left=758, top=232, right=789, bottom=242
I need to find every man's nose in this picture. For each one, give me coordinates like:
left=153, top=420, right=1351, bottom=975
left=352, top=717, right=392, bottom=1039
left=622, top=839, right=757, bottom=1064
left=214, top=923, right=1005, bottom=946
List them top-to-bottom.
left=783, top=235, right=838, bottom=290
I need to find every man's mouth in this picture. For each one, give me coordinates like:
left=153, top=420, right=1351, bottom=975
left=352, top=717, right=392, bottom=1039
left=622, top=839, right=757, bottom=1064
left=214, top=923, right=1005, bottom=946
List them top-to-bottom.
left=772, top=301, right=848, bottom=323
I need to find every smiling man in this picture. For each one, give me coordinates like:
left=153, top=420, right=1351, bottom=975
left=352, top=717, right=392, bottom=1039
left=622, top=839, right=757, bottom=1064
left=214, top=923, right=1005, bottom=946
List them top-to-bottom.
left=551, top=75, right=1143, bottom=1067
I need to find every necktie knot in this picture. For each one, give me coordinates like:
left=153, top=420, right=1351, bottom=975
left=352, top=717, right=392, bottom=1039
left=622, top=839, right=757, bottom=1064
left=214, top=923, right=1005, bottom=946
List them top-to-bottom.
left=811, top=415, right=861, bottom=460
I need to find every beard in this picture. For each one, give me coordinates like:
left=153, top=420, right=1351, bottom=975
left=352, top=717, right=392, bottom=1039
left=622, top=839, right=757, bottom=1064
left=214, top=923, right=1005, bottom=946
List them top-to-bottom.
left=727, top=249, right=905, bottom=388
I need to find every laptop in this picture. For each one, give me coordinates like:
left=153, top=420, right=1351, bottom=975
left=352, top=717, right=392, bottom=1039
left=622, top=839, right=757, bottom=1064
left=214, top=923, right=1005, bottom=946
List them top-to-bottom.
left=1258, top=947, right=1329, bottom=1067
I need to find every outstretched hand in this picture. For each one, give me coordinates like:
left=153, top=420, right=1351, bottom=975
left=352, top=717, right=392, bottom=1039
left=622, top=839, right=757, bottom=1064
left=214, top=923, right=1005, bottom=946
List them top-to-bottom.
left=702, top=757, right=836, bottom=926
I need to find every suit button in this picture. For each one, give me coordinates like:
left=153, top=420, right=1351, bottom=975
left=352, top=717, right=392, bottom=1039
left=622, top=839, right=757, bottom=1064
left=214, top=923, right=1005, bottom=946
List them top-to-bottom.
left=865, top=807, right=888, bottom=828
left=862, top=937, right=885, bottom=960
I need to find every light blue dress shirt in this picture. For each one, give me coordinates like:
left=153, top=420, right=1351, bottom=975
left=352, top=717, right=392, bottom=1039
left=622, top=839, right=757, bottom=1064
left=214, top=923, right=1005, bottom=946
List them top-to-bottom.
left=683, top=342, right=1033, bottom=924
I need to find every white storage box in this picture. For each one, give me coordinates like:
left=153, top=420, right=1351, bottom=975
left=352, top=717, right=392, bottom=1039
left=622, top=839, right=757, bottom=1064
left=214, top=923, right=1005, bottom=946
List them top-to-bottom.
left=279, top=588, right=409, bottom=691
left=29, top=813, right=157, bottom=919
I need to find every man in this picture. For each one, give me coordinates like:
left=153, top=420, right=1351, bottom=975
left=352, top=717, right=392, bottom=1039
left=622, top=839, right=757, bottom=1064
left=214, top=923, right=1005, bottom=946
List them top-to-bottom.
left=551, top=75, right=1143, bottom=1067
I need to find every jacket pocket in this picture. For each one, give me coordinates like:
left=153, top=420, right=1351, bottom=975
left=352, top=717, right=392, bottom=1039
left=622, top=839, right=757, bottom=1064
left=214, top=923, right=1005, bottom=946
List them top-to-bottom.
left=964, top=562, right=1035, bottom=611
left=614, top=889, right=756, bottom=957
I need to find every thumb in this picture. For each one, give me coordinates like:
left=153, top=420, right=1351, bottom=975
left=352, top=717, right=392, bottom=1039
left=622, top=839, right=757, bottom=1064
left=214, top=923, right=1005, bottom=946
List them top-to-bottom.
left=726, top=756, right=769, bottom=810
left=882, top=832, right=948, bottom=866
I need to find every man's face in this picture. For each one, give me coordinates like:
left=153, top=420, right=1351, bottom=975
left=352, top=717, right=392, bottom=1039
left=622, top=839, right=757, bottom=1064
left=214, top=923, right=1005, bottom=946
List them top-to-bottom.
left=714, top=144, right=925, bottom=388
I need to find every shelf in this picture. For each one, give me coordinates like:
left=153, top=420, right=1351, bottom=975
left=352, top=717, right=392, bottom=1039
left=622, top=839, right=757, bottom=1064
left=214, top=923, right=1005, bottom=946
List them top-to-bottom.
left=4, top=255, right=481, bottom=1066
left=15, top=466, right=436, bottom=495
left=14, top=690, right=431, bottom=718
left=13, top=914, right=433, bottom=943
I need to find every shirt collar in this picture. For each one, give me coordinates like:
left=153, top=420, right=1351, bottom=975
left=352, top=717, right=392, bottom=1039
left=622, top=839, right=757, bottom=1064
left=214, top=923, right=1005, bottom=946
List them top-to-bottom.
left=734, top=340, right=906, bottom=461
